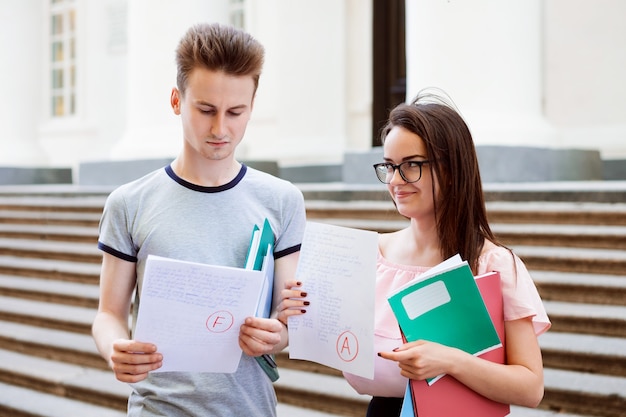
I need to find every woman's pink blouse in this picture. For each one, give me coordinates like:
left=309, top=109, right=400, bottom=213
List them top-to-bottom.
left=343, top=245, right=551, bottom=398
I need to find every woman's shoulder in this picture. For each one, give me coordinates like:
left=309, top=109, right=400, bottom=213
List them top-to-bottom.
left=377, top=228, right=413, bottom=259
left=378, top=229, right=402, bottom=246
left=480, top=239, right=512, bottom=258
left=477, top=240, right=518, bottom=273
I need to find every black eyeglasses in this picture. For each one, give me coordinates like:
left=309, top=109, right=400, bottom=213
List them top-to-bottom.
left=372, top=160, right=432, bottom=184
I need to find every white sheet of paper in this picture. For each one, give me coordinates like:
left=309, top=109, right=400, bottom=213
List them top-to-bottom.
left=288, top=221, right=377, bottom=379
left=134, top=255, right=265, bottom=373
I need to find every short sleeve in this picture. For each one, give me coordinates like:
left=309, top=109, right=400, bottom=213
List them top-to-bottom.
left=98, top=187, right=138, bottom=261
left=478, top=246, right=551, bottom=336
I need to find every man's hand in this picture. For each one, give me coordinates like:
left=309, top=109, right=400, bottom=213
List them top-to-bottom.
left=109, top=339, right=163, bottom=383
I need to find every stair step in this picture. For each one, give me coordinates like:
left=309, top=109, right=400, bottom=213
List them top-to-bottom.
left=0, top=185, right=623, bottom=417
left=0, top=193, right=108, bottom=212
left=304, top=197, right=626, bottom=226
left=486, top=200, right=626, bottom=226
left=485, top=201, right=626, bottom=226
left=0, top=209, right=101, bottom=227
left=307, top=217, right=408, bottom=233
left=306, top=218, right=626, bottom=251
left=0, top=223, right=98, bottom=243
left=493, top=223, right=626, bottom=250
left=0, top=237, right=101, bottom=263
left=513, top=245, right=626, bottom=275
left=0, top=255, right=100, bottom=283
left=532, top=270, right=626, bottom=305
left=0, top=274, right=99, bottom=308
left=0, top=296, right=95, bottom=334
left=543, top=300, right=626, bottom=338
left=4, top=315, right=620, bottom=381
left=0, top=321, right=105, bottom=370
left=0, top=324, right=626, bottom=416
left=539, top=332, right=626, bottom=376
left=0, top=337, right=616, bottom=417
left=0, top=348, right=130, bottom=411
left=276, top=360, right=626, bottom=417
left=276, top=367, right=369, bottom=417
left=542, top=368, right=626, bottom=417
left=0, top=381, right=126, bottom=417
left=276, top=403, right=358, bottom=417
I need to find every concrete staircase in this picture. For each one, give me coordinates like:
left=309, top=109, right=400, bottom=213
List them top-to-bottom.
left=0, top=184, right=624, bottom=417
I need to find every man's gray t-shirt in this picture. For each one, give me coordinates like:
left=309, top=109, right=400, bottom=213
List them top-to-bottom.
left=98, top=164, right=306, bottom=417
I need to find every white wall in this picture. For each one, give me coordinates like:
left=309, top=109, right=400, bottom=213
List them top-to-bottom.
left=0, top=0, right=624, bottom=172
left=110, top=0, right=230, bottom=161
left=241, top=0, right=350, bottom=165
left=404, top=0, right=626, bottom=159
left=405, top=0, right=555, bottom=148
left=544, top=0, right=626, bottom=158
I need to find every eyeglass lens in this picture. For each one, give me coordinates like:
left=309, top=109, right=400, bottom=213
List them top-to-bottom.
left=374, top=161, right=426, bottom=184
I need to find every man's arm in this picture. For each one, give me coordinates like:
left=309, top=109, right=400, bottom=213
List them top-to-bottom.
left=92, top=252, right=163, bottom=383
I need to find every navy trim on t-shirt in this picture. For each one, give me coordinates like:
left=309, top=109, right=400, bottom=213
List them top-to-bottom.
left=164, top=164, right=247, bottom=192
left=98, top=241, right=138, bottom=263
left=275, top=244, right=301, bottom=259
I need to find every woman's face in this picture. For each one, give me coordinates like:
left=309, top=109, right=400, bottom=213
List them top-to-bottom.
left=382, top=126, right=438, bottom=221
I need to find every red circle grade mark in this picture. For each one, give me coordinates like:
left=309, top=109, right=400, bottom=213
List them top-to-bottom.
left=206, top=310, right=234, bottom=333
left=336, top=330, right=359, bottom=362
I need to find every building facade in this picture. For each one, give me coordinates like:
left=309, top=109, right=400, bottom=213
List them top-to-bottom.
left=0, top=0, right=624, bottom=181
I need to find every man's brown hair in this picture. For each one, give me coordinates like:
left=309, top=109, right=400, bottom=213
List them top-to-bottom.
left=175, top=23, right=265, bottom=96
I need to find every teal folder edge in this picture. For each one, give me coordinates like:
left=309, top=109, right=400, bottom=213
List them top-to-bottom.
left=245, top=219, right=280, bottom=382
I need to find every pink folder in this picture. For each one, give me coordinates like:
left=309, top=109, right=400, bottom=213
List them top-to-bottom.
left=408, top=271, right=510, bottom=417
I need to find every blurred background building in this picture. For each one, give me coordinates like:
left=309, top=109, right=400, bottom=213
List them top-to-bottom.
left=1, top=0, right=625, bottom=184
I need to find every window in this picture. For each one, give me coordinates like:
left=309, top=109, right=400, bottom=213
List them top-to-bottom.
left=49, top=0, right=77, bottom=118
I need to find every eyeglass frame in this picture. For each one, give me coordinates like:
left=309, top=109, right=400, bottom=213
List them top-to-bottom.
left=372, top=160, right=433, bottom=184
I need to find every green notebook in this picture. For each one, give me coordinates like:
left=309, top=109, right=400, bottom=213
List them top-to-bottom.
left=387, top=257, right=502, bottom=384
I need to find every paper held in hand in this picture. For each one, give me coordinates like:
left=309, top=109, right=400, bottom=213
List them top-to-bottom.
left=287, top=221, right=378, bottom=379
left=134, top=254, right=270, bottom=373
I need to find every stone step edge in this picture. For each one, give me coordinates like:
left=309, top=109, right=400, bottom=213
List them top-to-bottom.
left=0, top=274, right=100, bottom=302
left=0, top=293, right=624, bottom=339
left=1, top=319, right=625, bottom=386
left=0, top=347, right=622, bottom=417
left=0, top=348, right=129, bottom=411
left=0, top=381, right=126, bottom=417
left=0, top=381, right=375, bottom=417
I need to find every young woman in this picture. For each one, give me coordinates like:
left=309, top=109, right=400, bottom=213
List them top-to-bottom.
left=279, top=91, right=550, bottom=417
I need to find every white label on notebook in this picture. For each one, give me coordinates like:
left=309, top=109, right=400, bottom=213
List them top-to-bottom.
left=401, top=280, right=451, bottom=320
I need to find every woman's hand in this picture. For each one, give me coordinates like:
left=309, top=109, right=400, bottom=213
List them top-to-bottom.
left=276, top=279, right=309, bottom=326
left=378, top=340, right=461, bottom=381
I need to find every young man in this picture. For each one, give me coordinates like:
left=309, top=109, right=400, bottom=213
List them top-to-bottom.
left=92, top=23, right=306, bottom=416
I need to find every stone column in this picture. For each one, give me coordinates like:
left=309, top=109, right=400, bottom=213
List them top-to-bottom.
left=0, top=0, right=47, bottom=164
left=405, top=0, right=555, bottom=147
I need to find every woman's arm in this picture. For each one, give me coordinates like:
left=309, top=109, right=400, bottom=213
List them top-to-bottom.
left=379, top=316, right=544, bottom=407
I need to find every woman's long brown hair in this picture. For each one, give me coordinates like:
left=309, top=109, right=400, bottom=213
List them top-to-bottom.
left=380, top=90, right=499, bottom=274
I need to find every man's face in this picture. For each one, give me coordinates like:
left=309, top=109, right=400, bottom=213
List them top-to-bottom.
left=171, top=68, right=255, bottom=162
